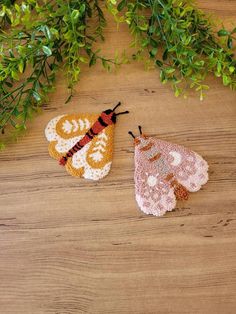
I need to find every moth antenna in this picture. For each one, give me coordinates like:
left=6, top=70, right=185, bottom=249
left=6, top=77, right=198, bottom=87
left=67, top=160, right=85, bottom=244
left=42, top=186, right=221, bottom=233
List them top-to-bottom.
left=113, top=102, right=121, bottom=111
left=116, top=110, right=129, bottom=116
left=138, top=125, right=142, bottom=135
left=128, top=131, right=135, bottom=139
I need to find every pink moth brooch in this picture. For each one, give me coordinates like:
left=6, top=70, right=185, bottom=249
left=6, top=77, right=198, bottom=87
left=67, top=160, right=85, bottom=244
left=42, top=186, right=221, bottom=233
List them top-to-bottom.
left=129, top=126, right=209, bottom=216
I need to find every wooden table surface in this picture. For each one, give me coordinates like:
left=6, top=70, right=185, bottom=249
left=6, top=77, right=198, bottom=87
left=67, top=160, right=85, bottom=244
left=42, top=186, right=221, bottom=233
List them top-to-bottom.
left=1, top=1, right=236, bottom=313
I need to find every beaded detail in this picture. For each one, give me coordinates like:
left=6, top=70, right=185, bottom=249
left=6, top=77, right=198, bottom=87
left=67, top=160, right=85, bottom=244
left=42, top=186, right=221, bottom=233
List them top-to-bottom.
left=45, top=103, right=129, bottom=180
left=45, top=113, right=114, bottom=180
left=131, top=131, right=209, bottom=216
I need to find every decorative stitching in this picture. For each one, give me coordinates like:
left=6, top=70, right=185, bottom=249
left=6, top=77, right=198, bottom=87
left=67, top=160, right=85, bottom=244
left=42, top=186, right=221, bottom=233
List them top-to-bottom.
left=45, top=104, right=128, bottom=180
left=45, top=113, right=114, bottom=180
left=133, top=132, right=209, bottom=216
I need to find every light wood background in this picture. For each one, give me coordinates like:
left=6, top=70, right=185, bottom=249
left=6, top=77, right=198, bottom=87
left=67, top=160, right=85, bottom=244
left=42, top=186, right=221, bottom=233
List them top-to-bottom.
left=0, top=1, right=236, bottom=313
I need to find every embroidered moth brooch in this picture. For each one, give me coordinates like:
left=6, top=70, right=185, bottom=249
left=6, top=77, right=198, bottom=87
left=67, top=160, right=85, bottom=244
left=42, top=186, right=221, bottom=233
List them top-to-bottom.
left=45, top=102, right=128, bottom=180
left=129, top=126, right=209, bottom=216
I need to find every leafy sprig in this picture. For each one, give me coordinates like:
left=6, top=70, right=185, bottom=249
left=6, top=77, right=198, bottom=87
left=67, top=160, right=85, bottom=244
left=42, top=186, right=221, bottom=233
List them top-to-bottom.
left=0, top=0, right=116, bottom=148
left=0, top=0, right=15, bottom=29
left=1, top=0, right=236, bottom=149
left=110, top=0, right=236, bottom=99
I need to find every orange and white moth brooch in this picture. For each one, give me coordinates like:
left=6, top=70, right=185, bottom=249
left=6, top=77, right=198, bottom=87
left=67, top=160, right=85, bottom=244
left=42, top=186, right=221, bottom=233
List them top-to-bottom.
left=45, top=102, right=128, bottom=180
left=129, top=126, right=209, bottom=216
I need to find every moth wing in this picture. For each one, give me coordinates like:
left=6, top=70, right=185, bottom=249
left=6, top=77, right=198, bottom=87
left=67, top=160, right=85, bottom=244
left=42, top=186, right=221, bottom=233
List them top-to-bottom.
left=45, top=113, right=98, bottom=178
left=45, top=113, right=114, bottom=180
left=70, top=125, right=115, bottom=181
left=83, top=125, right=115, bottom=180
left=152, top=138, right=209, bottom=192
left=134, top=146, right=176, bottom=216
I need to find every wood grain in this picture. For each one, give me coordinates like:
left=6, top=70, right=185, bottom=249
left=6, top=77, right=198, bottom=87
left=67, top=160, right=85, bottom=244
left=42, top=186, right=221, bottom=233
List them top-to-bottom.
left=0, top=1, right=236, bottom=313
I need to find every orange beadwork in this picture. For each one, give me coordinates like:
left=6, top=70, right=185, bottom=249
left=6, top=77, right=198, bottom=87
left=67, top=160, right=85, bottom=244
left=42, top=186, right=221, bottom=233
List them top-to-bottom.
left=45, top=103, right=129, bottom=181
left=58, top=103, right=128, bottom=166
left=171, top=180, right=189, bottom=200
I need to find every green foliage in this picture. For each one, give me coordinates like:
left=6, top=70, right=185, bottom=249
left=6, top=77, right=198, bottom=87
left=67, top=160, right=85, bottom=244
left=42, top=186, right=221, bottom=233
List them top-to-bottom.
left=0, top=0, right=116, bottom=147
left=0, top=0, right=15, bottom=28
left=1, top=0, right=236, bottom=149
left=109, top=0, right=236, bottom=99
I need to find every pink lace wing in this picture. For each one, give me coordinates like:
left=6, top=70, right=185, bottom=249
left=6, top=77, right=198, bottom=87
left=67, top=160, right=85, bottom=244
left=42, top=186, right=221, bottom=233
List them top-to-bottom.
left=151, top=137, right=209, bottom=192
left=134, top=147, right=176, bottom=216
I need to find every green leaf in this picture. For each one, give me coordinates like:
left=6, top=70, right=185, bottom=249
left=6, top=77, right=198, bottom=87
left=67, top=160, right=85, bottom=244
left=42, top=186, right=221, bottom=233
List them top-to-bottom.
left=117, top=0, right=127, bottom=11
left=80, top=4, right=86, bottom=14
left=71, top=10, right=80, bottom=22
left=139, top=24, right=148, bottom=31
left=43, top=25, right=51, bottom=40
left=148, top=25, right=156, bottom=34
left=217, top=29, right=230, bottom=37
left=227, top=37, right=233, bottom=49
left=141, top=38, right=150, bottom=47
left=150, top=38, right=158, bottom=48
left=42, top=46, right=52, bottom=56
left=150, top=48, right=158, bottom=57
left=162, top=49, right=168, bottom=61
left=89, top=54, right=97, bottom=67
left=79, top=56, right=88, bottom=63
left=18, top=60, right=25, bottom=73
left=155, top=60, right=163, bottom=67
left=217, top=62, right=222, bottom=74
left=229, top=66, right=235, bottom=74
left=165, top=67, right=175, bottom=74
left=11, top=70, right=19, bottom=81
left=160, top=70, right=166, bottom=82
left=223, top=74, right=230, bottom=86
left=175, top=88, right=181, bottom=97
left=32, top=91, right=41, bottom=101
left=12, top=107, right=20, bottom=117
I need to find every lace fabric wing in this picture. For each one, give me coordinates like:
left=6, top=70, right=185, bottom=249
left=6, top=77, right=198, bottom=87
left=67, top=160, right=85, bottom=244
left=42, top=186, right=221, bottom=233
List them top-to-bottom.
left=45, top=113, right=114, bottom=180
left=134, top=136, right=209, bottom=216
left=150, top=137, right=209, bottom=192
left=134, top=146, right=176, bottom=216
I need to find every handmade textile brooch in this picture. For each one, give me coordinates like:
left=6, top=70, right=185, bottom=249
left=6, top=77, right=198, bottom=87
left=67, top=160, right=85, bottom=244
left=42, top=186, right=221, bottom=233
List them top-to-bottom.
left=45, top=103, right=128, bottom=180
left=129, top=126, right=209, bottom=216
